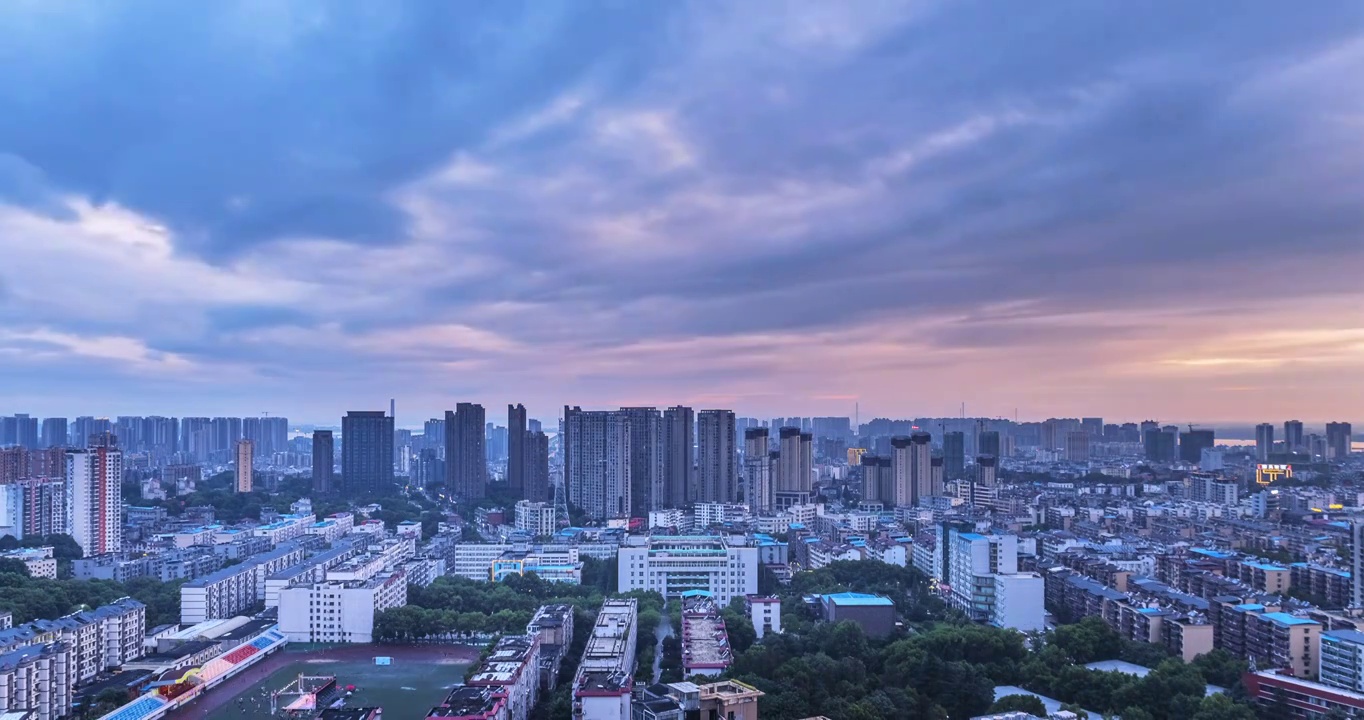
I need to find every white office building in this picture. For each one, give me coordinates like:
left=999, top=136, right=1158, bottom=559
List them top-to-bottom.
left=516, top=500, right=558, bottom=537
left=617, top=536, right=757, bottom=606
left=0, top=547, right=57, bottom=579
left=278, top=569, right=408, bottom=643
left=992, top=572, right=1046, bottom=632
left=745, top=596, right=782, bottom=639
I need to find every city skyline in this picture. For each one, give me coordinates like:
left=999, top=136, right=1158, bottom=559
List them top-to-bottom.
left=1, top=2, right=1361, bottom=422
left=0, top=406, right=1359, bottom=435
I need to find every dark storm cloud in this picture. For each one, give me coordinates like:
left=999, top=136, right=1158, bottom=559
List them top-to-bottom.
left=0, top=1, right=670, bottom=258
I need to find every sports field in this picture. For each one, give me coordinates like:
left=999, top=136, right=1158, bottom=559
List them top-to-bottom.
left=169, top=645, right=478, bottom=720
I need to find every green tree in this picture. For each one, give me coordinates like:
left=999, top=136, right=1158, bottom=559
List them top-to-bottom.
left=0, top=559, right=30, bottom=577
left=1051, top=616, right=1123, bottom=663
left=1191, top=649, right=1248, bottom=688
left=1189, top=693, right=1256, bottom=720
left=989, top=694, right=1048, bottom=717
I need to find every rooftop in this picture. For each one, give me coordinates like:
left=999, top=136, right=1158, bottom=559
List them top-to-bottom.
left=824, top=592, right=893, bottom=607
left=1260, top=612, right=1318, bottom=627
left=1324, top=629, right=1364, bottom=645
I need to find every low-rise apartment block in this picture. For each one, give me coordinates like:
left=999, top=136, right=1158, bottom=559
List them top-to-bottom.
left=680, top=595, right=731, bottom=678
left=573, top=599, right=637, bottom=720
left=526, top=604, right=575, bottom=692
left=464, top=635, right=540, bottom=720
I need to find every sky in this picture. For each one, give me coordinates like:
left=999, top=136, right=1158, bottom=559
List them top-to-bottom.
left=0, top=1, right=1362, bottom=427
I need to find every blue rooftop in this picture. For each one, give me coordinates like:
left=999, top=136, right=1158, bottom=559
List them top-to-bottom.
left=958, top=532, right=987, bottom=541
left=1246, top=562, right=1286, bottom=571
left=824, top=592, right=893, bottom=607
left=1235, top=603, right=1265, bottom=611
left=1260, top=612, right=1316, bottom=627
left=1324, top=630, right=1364, bottom=645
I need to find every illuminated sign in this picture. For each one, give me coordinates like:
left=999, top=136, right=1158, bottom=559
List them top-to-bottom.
left=1256, top=464, right=1293, bottom=486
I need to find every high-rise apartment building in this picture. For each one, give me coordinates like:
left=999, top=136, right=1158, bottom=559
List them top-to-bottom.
left=445, top=403, right=488, bottom=501
left=508, top=404, right=527, bottom=497
left=662, top=406, right=694, bottom=508
left=562, top=407, right=631, bottom=520
left=619, top=407, right=663, bottom=516
left=697, top=410, right=736, bottom=504
left=341, top=411, right=394, bottom=495
left=15, top=415, right=37, bottom=450
left=243, top=416, right=288, bottom=459
left=67, top=417, right=109, bottom=449
left=179, top=417, right=210, bottom=461
left=210, top=417, right=242, bottom=459
left=1081, top=417, right=1103, bottom=438
left=39, top=418, right=67, bottom=449
left=1284, top=420, right=1305, bottom=452
left=1327, top=422, right=1353, bottom=461
left=1255, top=423, right=1274, bottom=462
left=743, top=428, right=771, bottom=514
left=775, top=428, right=812, bottom=509
left=1144, top=428, right=1176, bottom=463
left=1179, top=429, right=1215, bottom=465
left=978, top=430, right=1001, bottom=459
left=311, top=431, right=334, bottom=493
left=524, top=431, right=550, bottom=503
left=943, top=431, right=965, bottom=480
left=1065, top=431, right=1090, bottom=463
left=891, top=433, right=933, bottom=506
left=234, top=440, right=253, bottom=493
left=66, top=445, right=123, bottom=557
left=860, top=454, right=893, bottom=507
left=971, top=455, right=999, bottom=510
left=1354, top=519, right=1364, bottom=610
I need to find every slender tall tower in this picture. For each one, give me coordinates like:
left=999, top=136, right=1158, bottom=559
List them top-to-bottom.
left=508, top=404, right=528, bottom=496
left=619, top=407, right=663, bottom=516
left=663, top=407, right=694, bottom=508
left=697, top=410, right=737, bottom=504
left=1284, top=420, right=1304, bottom=453
left=1255, top=423, right=1274, bottom=462
left=744, top=428, right=771, bottom=513
left=778, top=428, right=804, bottom=493
left=312, top=430, right=334, bottom=493
left=524, top=431, right=550, bottom=503
left=943, top=431, right=965, bottom=480
left=893, top=432, right=934, bottom=506
left=890, top=436, right=911, bottom=506
left=235, top=439, right=253, bottom=493
left=66, top=444, right=123, bottom=557
left=861, top=454, right=883, bottom=504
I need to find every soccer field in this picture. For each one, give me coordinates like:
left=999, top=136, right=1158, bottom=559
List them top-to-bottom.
left=169, top=646, right=475, bottom=720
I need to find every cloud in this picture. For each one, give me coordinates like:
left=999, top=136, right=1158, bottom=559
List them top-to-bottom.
left=0, top=1, right=1361, bottom=422
left=0, top=329, right=193, bottom=372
